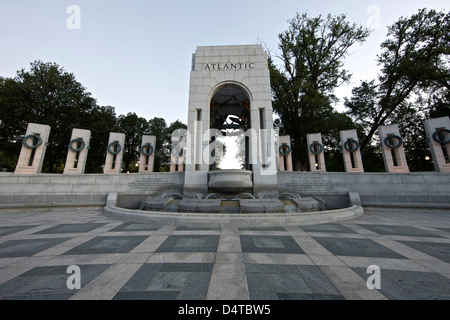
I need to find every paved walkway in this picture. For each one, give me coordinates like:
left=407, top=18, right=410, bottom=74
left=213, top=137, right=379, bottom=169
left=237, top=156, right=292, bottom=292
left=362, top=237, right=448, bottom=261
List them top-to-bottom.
left=0, top=207, right=449, bottom=300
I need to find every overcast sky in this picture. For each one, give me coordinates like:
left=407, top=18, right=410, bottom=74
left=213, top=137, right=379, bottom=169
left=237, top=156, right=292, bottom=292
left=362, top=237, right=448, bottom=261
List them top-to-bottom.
left=0, top=0, right=448, bottom=126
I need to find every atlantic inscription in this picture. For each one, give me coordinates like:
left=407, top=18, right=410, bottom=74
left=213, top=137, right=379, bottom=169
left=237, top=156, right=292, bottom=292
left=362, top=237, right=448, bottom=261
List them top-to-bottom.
left=204, top=63, right=255, bottom=70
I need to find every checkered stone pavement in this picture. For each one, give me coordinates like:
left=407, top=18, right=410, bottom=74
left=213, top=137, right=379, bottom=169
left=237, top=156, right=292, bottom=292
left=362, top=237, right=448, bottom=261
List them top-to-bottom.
left=0, top=207, right=449, bottom=300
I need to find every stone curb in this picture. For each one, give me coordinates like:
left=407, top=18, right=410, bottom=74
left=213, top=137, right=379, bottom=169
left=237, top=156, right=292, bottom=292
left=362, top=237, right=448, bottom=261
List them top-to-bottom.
left=103, top=202, right=364, bottom=228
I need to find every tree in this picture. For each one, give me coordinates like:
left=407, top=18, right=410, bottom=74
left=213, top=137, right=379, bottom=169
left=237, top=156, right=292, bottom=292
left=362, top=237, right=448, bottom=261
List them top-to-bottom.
left=346, top=9, right=450, bottom=157
left=269, top=12, right=370, bottom=170
left=0, top=61, right=98, bottom=172
left=0, top=77, right=29, bottom=171
left=83, top=105, right=119, bottom=173
left=118, top=112, right=150, bottom=172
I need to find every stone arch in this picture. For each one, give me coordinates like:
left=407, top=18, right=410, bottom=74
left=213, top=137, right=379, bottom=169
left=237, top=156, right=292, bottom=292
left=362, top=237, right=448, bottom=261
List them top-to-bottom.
left=208, top=82, right=253, bottom=170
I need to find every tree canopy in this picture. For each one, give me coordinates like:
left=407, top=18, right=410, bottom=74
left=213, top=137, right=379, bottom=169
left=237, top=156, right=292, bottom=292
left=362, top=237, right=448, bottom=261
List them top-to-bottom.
left=345, top=8, right=450, bottom=171
left=269, top=12, right=370, bottom=170
left=0, top=60, right=186, bottom=173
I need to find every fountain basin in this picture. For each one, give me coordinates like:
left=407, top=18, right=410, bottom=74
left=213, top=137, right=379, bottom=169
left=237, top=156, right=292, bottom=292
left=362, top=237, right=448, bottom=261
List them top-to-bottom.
left=208, top=170, right=253, bottom=193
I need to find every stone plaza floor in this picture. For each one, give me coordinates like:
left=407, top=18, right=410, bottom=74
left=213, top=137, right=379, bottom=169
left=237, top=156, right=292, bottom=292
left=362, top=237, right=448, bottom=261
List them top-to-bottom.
left=0, top=206, right=449, bottom=300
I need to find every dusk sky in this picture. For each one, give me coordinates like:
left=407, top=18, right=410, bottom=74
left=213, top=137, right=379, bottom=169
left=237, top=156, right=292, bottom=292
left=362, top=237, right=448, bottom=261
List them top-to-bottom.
left=0, top=1, right=448, bottom=126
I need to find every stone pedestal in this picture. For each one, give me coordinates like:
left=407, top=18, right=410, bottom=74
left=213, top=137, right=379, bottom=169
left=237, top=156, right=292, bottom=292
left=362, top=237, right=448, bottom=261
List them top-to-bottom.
left=424, top=117, right=450, bottom=172
left=14, top=123, right=51, bottom=175
left=378, top=124, right=409, bottom=173
left=63, top=129, right=91, bottom=175
left=170, top=129, right=185, bottom=173
left=340, top=129, right=364, bottom=173
left=104, top=132, right=125, bottom=174
left=307, top=133, right=326, bottom=172
left=139, top=135, right=156, bottom=173
left=278, top=136, right=293, bottom=172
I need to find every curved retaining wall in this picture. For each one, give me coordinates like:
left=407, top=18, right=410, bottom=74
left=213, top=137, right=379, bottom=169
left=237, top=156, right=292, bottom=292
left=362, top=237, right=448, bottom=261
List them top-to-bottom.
left=0, top=171, right=449, bottom=210
left=0, top=172, right=184, bottom=209
left=278, top=172, right=450, bottom=209
left=104, top=192, right=364, bottom=227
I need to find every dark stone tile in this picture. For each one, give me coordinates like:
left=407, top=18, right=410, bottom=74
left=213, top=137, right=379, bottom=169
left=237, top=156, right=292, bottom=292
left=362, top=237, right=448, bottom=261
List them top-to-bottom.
left=35, top=223, right=106, bottom=234
left=110, top=223, right=160, bottom=232
left=300, top=224, right=356, bottom=234
left=359, top=224, right=443, bottom=238
left=0, top=226, right=37, bottom=236
left=175, top=226, right=221, bottom=231
left=239, top=227, right=286, bottom=231
left=435, top=227, right=450, bottom=234
left=155, top=235, right=219, bottom=253
left=240, top=235, right=304, bottom=254
left=63, top=236, right=148, bottom=255
left=312, top=237, right=406, bottom=259
left=0, top=238, right=71, bottom=258
left=398, top=241, right=450, bottom=262
left=117, top=263, right=213, bottom=300
left=160, top=263, right=214, bottom=273
left=120, top=264, right=161, bottom=292
left=245, top=264, right=343, bottom=300
left=245, top=264, right=300, bottom=274
left=0, top=265, right=110, bottom=300
left=296, top=265, right=341, bottom=296
left=352, top=268, right=450, bottom=300
left=177, top=272, right=212, bottom=300
left=246, top=273, right=280, bottom=300
left=113, top=291, right=179, bottom=300
left=277, top=293, right=345, bottom=300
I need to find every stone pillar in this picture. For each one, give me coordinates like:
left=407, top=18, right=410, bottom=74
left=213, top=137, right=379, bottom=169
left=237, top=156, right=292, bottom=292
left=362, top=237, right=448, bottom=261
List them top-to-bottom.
left=183, top=45, right=278, bottom=197
left=424, top=117, right=450, bottom=173
left=14, top=123, right=51, bottom=175
left=378, top=124, right=409, bottom=173
left=63, top=129, right=91, bottom=175
left=340, top=129, right=364, bottom=173
left=170, top=130, right=185, bottom=173
left=104, top=132, right=125, bottom=174
left=307, top=133, right=326, bottom=172
left=139, top=135, right=156, bottom=173
left=278, top=136, right=293, bottom=172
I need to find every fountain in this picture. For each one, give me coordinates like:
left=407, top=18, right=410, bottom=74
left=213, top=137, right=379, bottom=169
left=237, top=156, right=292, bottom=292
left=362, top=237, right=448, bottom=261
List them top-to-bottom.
left=102, top=45, right=364, bottom=227
left=208, top=169, right=253, bottom=194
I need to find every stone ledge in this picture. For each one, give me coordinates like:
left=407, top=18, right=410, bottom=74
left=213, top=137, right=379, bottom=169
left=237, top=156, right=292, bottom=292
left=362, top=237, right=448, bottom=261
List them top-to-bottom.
left=362, top=201, right=450, bottom=209
left=103, top=203, right=364, bottom=228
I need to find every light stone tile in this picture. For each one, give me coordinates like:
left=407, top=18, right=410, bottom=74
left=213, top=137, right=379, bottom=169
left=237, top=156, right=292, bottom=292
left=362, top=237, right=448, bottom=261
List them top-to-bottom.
left=217, top=234, right=242, bottom=253
left=129, top=235, right=168, bottom=253
left=34, top=236, right=95, bottom=256
left=293, top=237, right=332, bottom=255
left=371, top=239, right=441, bottom=261
left=146, top=252, right=216, bottom=264
left=215, top=252, right=243, bottom=264
left=43, top=253, right=125, bottom=266
left=117, top=253, right=153, bottom=264
left=243, top=253, right=313, bottom=265
left=309, top=254, right=346, bottom=267
left=6, top=256, right=55, bottom=269
left=337, top=256, right=431, bottom=272
left=0, top=257, right=25, bottom=268
left=415, top=260, right=450, bottom=275
left=70, top=263, right=142, bottom=300
left=207, top=264, right=249, bottom=300
left=318, top=266, right=387, bottom=300
left=0, top=267, right=33, bottom=286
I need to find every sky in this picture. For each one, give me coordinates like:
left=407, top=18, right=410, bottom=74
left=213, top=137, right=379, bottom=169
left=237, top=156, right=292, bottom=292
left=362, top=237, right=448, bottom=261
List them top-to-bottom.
left=0, top=0, right=448, bottom=127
